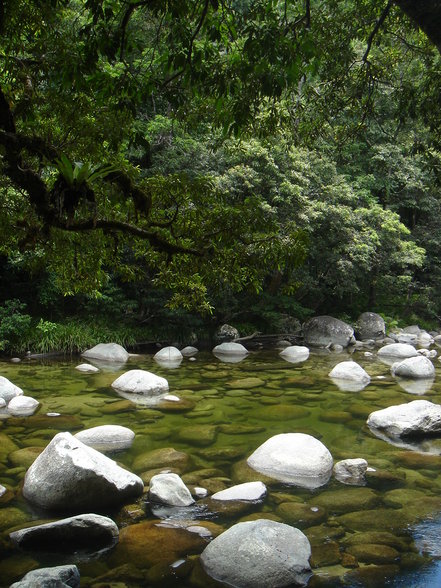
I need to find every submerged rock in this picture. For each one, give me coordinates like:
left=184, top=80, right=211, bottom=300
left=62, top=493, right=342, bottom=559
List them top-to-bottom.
left=303, top=316, right=354, bottom=348
left=82, top=343, right=129, bottom=363
left=111, top=369, right=169, bottom=395
left=0, top=376, right=23, bottom=404
left=367, top=400, right=441, bottom=438
left=74, top=424, right=135, bottom=452
left=22, top=432, right=144, bottom=511
left=247, top=433, right=333, bottom=489
left=211, top=481, right=267, bottom=502
left=9, top=513, right=119, bottom=552
left=200, top=519, right=312, bottom=588
left=10, top=565, right=80, bottom=588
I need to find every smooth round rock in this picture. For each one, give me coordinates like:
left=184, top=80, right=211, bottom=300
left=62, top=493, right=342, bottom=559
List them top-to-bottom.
left=355, top=312, right=386, bottom=341
left=303, top=316, right=354, bottom=348
left=213, top=342, right=248, bottom=355
left=82, top=343, right=129, bottom=362
left=377, top=343, right=418, bottom=358
left=154, top=346, right=183, bottom=362
left=180, top=346, right=199, bottom=357
left=279, top=346, right=310, bottom=363
left=391, top=356, right=435, bottom=379
left=329, top=361, right=370, bottom=383
left=75, top=364, right=99, bottom=373
left=111, top=369, right=169, bottom=395
left=0, top=376, right=23, bottom=403
left=7, top=396, right=39, bottom=417
left=367, top=400, right=441, bottom=437
left=74, top=425, right=135, bottom=451
left=22, top=432, right=144, bottom=511
left=247, top=433, right=333, bottom=489
left=149, top=473, right=194, bottom=506
left=212, top=481, right=267, bottom=501
left=9, top=513, right=119, bottom=552
left=200, top=519, right=312, bottom=588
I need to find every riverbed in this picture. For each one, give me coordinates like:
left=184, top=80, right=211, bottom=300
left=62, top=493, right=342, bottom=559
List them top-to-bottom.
left=1, top=348, right=441, bottom=587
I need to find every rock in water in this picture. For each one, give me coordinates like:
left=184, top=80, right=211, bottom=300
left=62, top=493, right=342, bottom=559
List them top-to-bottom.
left=303, top=316, right=354, bottom=348
left=82, top=343, right=129, bottom=362
left=377, top=343, right=418, bottom=358
left=154, top=346, right=183, bottom=362
left=391, top=356, right=435, bottom=379
left=329, top=361, right=370, bottom=383
left=111, top=369, right=168, bottom=395
left=0, top=376, right=23, bottom=403
left=367, top=400, right=441, bottom=438
left=74, top=425, right=135, bottom=451
left=22, top=432, right=144, bottom=511
left=247, top=433, right=333, bottom=489
left=149, top=473, right=194, bottom=506
left=9, top=513, right=118, bottom=552
left=200, top=519, right=312, bottom=588
left=10, top=565, right=80, bottom=588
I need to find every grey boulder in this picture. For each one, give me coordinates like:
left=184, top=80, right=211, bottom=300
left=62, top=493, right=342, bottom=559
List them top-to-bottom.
left=355, top=312, right=386, bottom=341
left=303, top=316, right=354, bottom=348
left=214, top=324, right=240, bottom=343
left=82, top=343, right=129, bottom=363
left=377, top=343, right=418, bottom=358
left=279, top=346, right=310, bottom=363
left=391, top=356, right=435, bottom=379
left=328, top=361, right=370, bottom=384
left=111, top=369, right=168, bottom=395
left=0, top=375, right=23, bottom=403
left=7, top=395, right=39, bottom=417
left=367, top=399, right=441, bottom=438
left=74, top=425, right=135, bottom=452
left=22, top=432, right=144, bottom=511
left=247, top=433, right=333, bottom=489
left=333, top=458, right=368, bottom=485
left=149, top=473, right=195, bottom=506
left=9, top=513, right=118, bottom=552
left=200, top=519, right=312, bottom=588
left=10, top=565, right=80, bottom=588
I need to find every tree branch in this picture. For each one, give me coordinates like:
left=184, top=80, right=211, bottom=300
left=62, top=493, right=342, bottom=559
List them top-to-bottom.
left=363, top=0, right=394, bottom=63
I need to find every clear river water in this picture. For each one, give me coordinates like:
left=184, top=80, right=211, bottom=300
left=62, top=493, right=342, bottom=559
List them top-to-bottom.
left=1, top=348, right=441, bottom=587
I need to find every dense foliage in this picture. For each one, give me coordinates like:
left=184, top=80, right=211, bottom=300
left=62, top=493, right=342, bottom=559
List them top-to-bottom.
left=1, top=0, right=441, bottom=351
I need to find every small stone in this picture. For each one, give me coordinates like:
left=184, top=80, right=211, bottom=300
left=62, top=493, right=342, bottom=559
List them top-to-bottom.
left=75, top=363, right=99, bottom=373
left=149, top=473, right=195, bottom=506
left=211, top=481, right=267, bottom=502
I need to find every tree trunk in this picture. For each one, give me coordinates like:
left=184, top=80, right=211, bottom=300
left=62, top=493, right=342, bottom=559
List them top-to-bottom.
left=395, top=1, right=441, bottom=52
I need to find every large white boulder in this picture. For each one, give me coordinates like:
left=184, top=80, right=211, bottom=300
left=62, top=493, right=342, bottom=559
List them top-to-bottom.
left=303, top=316, right=354, bottom=348
left=213, top=342, right=248, bottom=355
left=82, top=343, right=129, bottom=363
left=377, top=343, right=418, bottom=358
left=154, top=346, right=183, bottom=362
left=279, top=346, right=310, bottom=363
left=391, top=356, right=435, bottom=379
left=328, top=361, right=370, bottom=383
left=111, top=369, right=168, bottom=395
left=0, top=376, right=23, bottom=403
left=7, top=395, right=39, bottom=417
left=367, top=400, right=441, bottom=438
left=75, top=425, right=135, bottom=452
left=22, top=432, right=144, bottom=511
left=247, top=433, right=333, bottom=489
left=149, top=473, right=194, bottom=506
left=212, top=481, right=267, bottom=501
left=9, top=513, right=119, bottom=552
left=200, top=519, right=312, bottom=588
left=10, top=565, right=80, bottom=588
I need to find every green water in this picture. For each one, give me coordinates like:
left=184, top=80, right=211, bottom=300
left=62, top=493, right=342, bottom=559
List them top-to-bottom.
left=1, top=350, right=441, bottom=587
